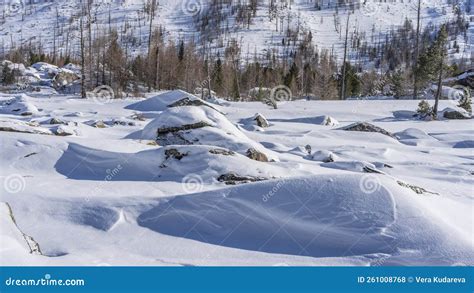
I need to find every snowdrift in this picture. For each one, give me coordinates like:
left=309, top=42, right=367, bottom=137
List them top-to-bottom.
left=126, top=90, right=218, bottom=112
left=0, top=94, right=39, bottom=116
left=138, top=105, right=273, bottom=159
left=54, top=143, right=292, bottom=184
left=137, top=175, right=474, bottom=264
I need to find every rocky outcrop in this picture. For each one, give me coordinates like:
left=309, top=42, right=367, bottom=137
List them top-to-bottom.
left=167, top=97, right=221, bottom=113
left=442, top=108, right=471, bottom=120
left=157, top=121, right=211, bottom=145
left=341, top=122, right=396, bottom=139
left=165, top=148, right=189, bottom=160
left=209, top=149, right=236, bottom=156
left=217, top=173, right=267, bottom=185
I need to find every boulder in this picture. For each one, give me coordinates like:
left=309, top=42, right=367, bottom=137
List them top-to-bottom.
left=52, top=70, right=80, bottom=89
left=167, top=97, right=221, bottom=113
left=442, top=108, right=471, bottom=120
left=253, top=113, right=270, bottom=128
left=49, top=117, right=65, bottom=125
left=341, top=122, right=396, bottom=139
left=53, top=125, right=75, bottom=136
left=164, top=148, right=189, bottom=160
left=209, top=148, right=236, bottom=156
left=246, top=148, right=269, bottom=162
left=311, top=150, right=336, bottom=163
left=217, top=172, right=267, bottom=185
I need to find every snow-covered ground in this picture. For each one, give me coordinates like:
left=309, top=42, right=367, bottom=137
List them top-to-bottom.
left=0, top=89, right=473, bottom=266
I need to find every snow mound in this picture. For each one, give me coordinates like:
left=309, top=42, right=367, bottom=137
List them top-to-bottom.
left=126, top=90, right=217, bottom=112
left=0, top=95, right=39, bottom=116
left=139, top=106, right=273, bottom=159
left=270, top=115, right=339, bottom=126
left=0, top=119, right=52, bottom=135
left=395, top=128, right=430, bottom=140
left=453, top=140, right=474, bottom=148
left=55, top=144, right=290, bottom=184
left=322, top=161, right=384, bottom=174
left=137, top=175, right=473, bottom=263
left=69, top=206, right=119, bottom=232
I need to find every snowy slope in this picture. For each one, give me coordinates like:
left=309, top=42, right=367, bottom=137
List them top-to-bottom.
left=0, top=0, right=468, bottom=63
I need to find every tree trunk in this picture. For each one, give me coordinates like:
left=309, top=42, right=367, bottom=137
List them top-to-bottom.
left=413, top=0, right=421, bottom=99
left=80, top=8, right=86, bottom=99
left=340, top=13, right=350, bottom=100
left=433, top=55, right=444, bottom=119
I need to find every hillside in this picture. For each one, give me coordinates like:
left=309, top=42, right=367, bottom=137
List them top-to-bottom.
left=0, top=0, right=470, bottom=64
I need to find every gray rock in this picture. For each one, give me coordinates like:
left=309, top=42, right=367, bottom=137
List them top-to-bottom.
left=167, top=97, right=221, bottom=113
left=442, top=109, right=471, bottom=120
left=253, top=113, right=269, bottom=128
left=50, top=117, right=65, bottom=125
left=341, top=122, right=396, bottom=139
left=164, top=148, right=189, bottom=160
left=246, top=148, right=269, bottom=162
left=209, top=149, right=236, bottom=156
left=217, top=172, right=267, bottom=185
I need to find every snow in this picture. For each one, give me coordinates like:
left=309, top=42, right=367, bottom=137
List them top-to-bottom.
left=0, top=0, right=468, bottom=63
left=0, top=89, right=473, bottom=266
left=126, top=90, right=203, bottom=112
left=0, top=94, right=40, bottom=116
left=137, top=105, right=274, bottom=159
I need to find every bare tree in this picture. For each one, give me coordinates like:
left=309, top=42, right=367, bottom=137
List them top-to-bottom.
left=413, top=0, right=421, bottom=99
left=80, top=1, right=86, bottom=99
left=340, top=12, right=350, bottom=100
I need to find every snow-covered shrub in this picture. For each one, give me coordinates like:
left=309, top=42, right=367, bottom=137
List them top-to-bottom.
left=416, top=100, right=433, bottom=119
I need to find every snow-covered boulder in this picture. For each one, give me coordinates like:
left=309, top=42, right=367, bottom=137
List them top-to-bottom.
left=31, top=62, right=59, bottom=79
left=52, top=69, right=80, bottom=89
left=0, top=95, right=39, bottom=116
left=139, top=106, right=273, bottom=159
left=442, top=107, right=471, bottom=120
left=253, top=113, right=269, bottom=128
left=0, top=119, right=52, bottom=135
left=53, top=125, right=77, bottom=136
left=55, top=144, right=291, bottom=184
left=310, top=150, right=337, bottom=163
